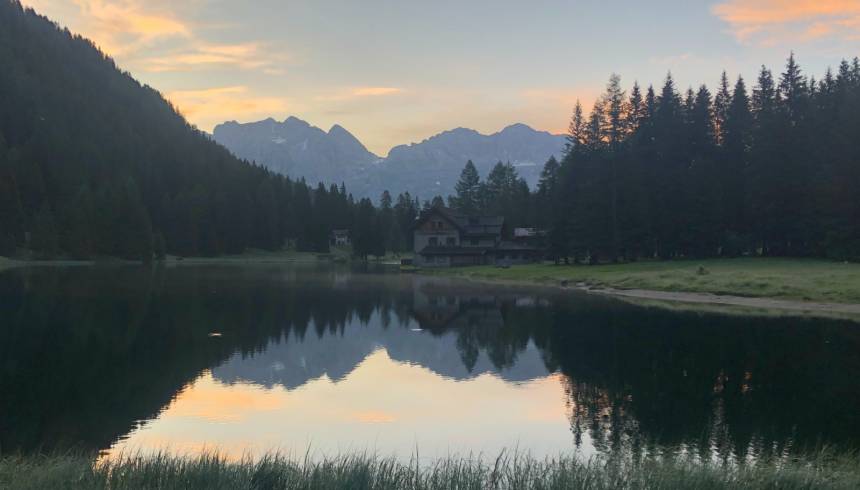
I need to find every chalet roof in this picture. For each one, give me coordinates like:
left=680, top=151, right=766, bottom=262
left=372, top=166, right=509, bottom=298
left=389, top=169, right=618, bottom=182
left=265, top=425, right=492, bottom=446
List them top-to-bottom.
left=417, top=206, right=504, bottom=237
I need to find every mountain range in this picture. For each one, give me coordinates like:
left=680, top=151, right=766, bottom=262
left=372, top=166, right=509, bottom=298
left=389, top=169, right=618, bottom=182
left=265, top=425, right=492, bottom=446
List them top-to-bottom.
left=213, top=117, right=566, bottom=201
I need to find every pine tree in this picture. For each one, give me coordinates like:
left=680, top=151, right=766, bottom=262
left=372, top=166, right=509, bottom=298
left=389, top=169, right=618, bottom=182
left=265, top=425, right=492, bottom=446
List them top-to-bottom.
left=779, top=52, right=808, bottom=124
left=748, top=66, right=782, bottom=255
left=714, top=71, right=731, bottom=144
left=719, top=76, right=753, bottom=253
left=628, top=82, right=645, bottom=131
left=685, top=85, right=720, bottom=257
left=565, top=101, right=586, bottom=154
left=0, top=147, right=24, bottom=255
left=450, top=160, right=481, bottom=214
left=63, top=184, right=95, bottom=259
left=379, top=190, right=395, bottom=252
left=30, top=204, right=58, bottom=259
left=153, top=232, right=167, bottom=261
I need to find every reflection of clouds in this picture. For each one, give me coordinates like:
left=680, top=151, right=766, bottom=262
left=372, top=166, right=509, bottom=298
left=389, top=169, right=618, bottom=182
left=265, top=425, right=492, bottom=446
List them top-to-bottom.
left=104, top=350, right=579, bottom=462
left=162, top=373, right=287, bottom=423
left=350, top=411, right=397, bottom=424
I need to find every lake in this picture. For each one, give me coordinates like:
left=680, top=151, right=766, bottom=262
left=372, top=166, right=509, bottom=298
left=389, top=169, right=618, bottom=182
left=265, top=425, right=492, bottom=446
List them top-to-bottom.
left=1, top=264, right=859, bottom=462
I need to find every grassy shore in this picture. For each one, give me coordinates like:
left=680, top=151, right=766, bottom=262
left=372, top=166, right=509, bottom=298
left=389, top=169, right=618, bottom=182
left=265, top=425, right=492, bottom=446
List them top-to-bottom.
left=0, top=249, right=338, bottom=272
left=433, top=258, right=860, bottom=304
left=1, top=450, right=858, bottom=490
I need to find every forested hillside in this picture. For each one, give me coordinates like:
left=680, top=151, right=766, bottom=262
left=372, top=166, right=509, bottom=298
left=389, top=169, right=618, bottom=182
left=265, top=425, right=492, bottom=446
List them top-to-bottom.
left=0, top=0, right=405, bottom=260
left=5, top=0, right=859, bottom=264
left=448, top=54, right=860, bottom=262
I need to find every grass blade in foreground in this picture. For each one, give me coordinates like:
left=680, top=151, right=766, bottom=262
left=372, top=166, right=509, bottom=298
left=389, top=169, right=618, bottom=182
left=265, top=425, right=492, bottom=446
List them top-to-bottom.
left=2, top=450, right=859, bottom=489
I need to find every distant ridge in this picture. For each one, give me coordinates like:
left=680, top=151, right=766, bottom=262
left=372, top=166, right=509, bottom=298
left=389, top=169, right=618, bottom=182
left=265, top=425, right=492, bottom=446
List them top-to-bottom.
left=213, top=117, right=566, bottom=200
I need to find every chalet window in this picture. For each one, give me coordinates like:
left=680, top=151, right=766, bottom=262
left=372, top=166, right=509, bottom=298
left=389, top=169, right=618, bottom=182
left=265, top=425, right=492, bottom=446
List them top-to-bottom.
left=429, top=237, right=438, bottom=246
left=446, top=237, right=456, bottom=246
left=470, top=239, right=479, bottom=246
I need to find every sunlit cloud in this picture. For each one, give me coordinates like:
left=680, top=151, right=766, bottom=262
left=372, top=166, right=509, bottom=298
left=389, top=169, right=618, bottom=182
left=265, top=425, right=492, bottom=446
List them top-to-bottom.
left=22, top=0, right=289, bottom=74
left=25, top=0, right=191, bottom=56
left=712, top=0, right=860, bottom=45
left=140, top=42, right=288, bottom=73
left=166, top=86, right=292, bottom=131
left=314, top=87, right=405, bottom=102
left=352, top=87, right=402, bottom=96
left=521, top=87, right=600, bottom=134
left=521, top=88, right=596, bottom=109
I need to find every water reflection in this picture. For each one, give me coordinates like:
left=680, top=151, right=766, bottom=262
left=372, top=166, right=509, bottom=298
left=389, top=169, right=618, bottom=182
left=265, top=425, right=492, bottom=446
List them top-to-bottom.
left=0, top=265, right=858, bottom=461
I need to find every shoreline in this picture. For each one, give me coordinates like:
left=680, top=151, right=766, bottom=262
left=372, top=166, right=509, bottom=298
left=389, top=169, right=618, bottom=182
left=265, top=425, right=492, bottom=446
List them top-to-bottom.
left=0, top=251, right=329, bottom=272
left=0, top=252, right=403, bottom=273
left=5, top=255, right=860, bottom=320
left=423, top=258, right=860, bottom=320
left=437, top=272, right=860, bottom=319
left=583, top=285, right=860, bottom=317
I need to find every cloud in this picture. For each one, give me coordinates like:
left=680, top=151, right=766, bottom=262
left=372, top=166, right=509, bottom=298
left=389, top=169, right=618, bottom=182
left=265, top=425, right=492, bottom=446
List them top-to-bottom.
left=25, top=0, right=191, bottom=56
left=712, top=0, right=860, bottom=45
left=22, top=1, right=289, bottom=74
left=140, top=42, right=288, bottom=73
left=166, top=86, right=291, bottom=131
left=314, top=87, right=405, bottom=102
left=352, top=87, right=402, bottom=96
left=521, top=87, right=599, bottom=111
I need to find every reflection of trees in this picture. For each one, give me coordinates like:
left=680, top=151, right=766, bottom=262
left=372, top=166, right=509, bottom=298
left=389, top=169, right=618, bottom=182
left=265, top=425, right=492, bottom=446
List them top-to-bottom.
left=0, top=265, right=415, bottom=452
left=2, top=266, right=859, bottom=460
left=411, top=283, right=554, bottom=373
left=547, top=299, right=860, bottom=459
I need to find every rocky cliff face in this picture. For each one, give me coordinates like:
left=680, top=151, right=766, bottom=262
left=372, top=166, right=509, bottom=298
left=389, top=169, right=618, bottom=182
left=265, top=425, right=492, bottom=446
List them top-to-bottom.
left=214, top=117, right=566, bottom=200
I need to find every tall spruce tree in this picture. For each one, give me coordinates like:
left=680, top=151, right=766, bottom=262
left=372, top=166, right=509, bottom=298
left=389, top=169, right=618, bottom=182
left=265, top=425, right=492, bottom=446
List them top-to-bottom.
left=450, top=160, right=481, bottom=214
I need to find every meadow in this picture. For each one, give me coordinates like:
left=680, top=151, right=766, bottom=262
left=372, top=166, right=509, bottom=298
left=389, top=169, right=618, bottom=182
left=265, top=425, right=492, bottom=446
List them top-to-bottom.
left=435, top=258, right=860, bottom=304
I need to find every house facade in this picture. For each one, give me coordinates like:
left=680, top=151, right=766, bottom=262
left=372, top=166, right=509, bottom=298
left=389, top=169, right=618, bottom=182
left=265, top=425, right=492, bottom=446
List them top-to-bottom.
left=413, top=207, right=543, bottom=267
left=330, top=229, right=350, bottom=247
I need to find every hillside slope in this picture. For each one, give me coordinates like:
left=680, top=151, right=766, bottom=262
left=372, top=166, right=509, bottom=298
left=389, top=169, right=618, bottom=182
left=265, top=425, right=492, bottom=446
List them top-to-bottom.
left=0, top=1, right=336, bottom=259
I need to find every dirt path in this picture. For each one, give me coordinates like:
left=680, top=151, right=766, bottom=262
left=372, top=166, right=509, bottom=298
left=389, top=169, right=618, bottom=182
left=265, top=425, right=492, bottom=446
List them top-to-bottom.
left=582, top=286, right=860, bottom=316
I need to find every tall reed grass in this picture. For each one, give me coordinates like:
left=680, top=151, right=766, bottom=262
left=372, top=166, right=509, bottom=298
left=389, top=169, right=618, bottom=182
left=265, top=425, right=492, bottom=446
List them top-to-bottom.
left=1, top=448, right=858, bottom=489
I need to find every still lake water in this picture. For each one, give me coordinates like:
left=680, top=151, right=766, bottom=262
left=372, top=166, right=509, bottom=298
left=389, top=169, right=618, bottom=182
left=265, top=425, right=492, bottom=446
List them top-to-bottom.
left=1, top=264, right=859, bottom=462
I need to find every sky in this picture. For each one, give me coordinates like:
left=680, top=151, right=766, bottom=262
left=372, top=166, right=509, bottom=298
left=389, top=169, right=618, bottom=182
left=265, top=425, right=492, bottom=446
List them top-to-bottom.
left=21, top=0, right=860, bottom=155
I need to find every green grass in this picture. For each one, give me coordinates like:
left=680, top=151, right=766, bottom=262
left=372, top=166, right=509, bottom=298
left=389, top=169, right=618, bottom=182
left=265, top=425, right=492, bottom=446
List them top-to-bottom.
left=433, top=258, right=860, bottom=304
left=1, top=450, right=858, bottom=489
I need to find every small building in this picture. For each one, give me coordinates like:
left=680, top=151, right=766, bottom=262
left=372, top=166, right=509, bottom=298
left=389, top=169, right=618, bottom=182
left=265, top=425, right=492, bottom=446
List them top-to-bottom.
left=413, top=207, right=543, bottom=267
left=330, top=229, right=350, bottom=247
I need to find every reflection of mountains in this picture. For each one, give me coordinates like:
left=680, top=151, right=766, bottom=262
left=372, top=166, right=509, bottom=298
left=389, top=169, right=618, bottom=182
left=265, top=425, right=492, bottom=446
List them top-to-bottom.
left=4, top=264, right=860, bottom=459
left=213, top=312, right=550, bottom=390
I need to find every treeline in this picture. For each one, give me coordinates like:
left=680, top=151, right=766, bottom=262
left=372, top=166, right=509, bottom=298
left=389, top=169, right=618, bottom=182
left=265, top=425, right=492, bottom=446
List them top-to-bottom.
left=0, top=1, right=423, bottom=261
left=447, top=54, right=860, bottom=261
left=552, top=54, right=860, bottom=261
left=446, top=160, right=534, bottom=227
